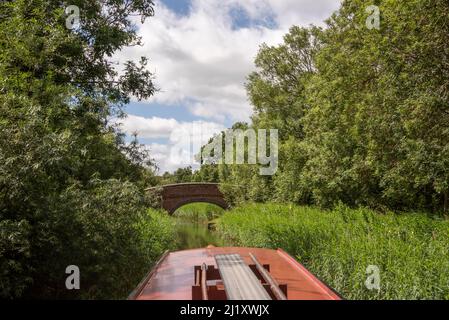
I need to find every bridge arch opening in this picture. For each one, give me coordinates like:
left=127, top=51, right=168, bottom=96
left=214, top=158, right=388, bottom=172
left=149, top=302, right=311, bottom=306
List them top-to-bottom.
left=171, top=199, right=227, bottom=215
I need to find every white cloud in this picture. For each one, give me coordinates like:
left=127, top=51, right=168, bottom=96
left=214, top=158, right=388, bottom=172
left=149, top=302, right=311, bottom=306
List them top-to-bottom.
left=114, top=0, right=340, bottom=172
left=115, top=0, right=302, bottom=121
left=116, top=0, right=339, bottom=123
left=266, top=0, right=340, bottom=28
left=115, top=114, right=225, bottom=173
left=116, top=114, right=224, bottom=139
left=118, top=114, right=179, bottom=138
left=147, top=143, right=169, bottom=159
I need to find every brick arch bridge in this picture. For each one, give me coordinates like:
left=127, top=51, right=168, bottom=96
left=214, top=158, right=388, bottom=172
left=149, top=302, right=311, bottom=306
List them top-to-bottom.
left=147, top=183, right=229, bottom=215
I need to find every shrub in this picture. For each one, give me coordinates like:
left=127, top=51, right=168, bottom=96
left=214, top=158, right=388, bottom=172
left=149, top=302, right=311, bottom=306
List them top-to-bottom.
left=0, top=179, right=176, bottom=299
left=217, top=203, right=449, bottom=299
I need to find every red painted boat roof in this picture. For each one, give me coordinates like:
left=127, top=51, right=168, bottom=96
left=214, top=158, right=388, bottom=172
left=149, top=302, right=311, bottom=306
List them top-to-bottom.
left=131, top=247, right=341, bottom=300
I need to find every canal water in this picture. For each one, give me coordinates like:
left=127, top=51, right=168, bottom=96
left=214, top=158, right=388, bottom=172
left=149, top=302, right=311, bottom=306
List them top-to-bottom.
left=173, top=203, right=225, bottom=250
left=175, top=222, right=224, bottom=249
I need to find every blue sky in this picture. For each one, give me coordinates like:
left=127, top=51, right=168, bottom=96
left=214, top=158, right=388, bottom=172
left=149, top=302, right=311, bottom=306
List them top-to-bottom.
left=116, top=0, right=340, bottom=173
left=160, top=0, right=192, bottom=16
left=160, top=0, right=277, bottom=29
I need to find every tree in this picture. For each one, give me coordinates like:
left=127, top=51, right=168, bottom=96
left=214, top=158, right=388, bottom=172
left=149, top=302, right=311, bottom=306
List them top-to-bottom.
left=0, top=0, right=159, bottom=298
left=208, top=0, right=449, bottom=213
left=301, top=0, right=449, bottom=210
left=247, top=26, right=319, bottom=140
left=172, top=167, right=194, bottom=183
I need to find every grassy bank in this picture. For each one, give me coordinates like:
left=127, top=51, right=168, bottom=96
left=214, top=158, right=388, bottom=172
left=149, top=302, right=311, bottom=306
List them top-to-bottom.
left=216, top=203, right=449, bottom=300
left=129, top=209, right=177, bottom=297
left=138, top=209, right=177, bottom=258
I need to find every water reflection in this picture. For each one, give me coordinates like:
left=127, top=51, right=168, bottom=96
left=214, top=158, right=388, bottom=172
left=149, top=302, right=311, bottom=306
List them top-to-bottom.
left=173, top=203, right=225, bottom=250
left=175, top=222, right=224, bottom=250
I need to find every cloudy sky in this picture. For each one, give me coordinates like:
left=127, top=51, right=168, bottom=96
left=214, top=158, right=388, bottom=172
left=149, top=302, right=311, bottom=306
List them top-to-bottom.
left=115, top=0, right=340, bottom=173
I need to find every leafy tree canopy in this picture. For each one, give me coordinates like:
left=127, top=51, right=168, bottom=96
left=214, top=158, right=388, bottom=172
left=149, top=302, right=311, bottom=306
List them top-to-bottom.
left=0, top=0, right=159, bottom=298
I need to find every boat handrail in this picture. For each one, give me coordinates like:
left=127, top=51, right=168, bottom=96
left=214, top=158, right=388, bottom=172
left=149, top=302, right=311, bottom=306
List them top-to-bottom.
left=249, top=253, right=287, bottom=300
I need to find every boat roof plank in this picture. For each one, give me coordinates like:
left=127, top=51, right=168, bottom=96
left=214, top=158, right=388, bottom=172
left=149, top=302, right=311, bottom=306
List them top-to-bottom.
left=215, top=254, right=271, bottom=300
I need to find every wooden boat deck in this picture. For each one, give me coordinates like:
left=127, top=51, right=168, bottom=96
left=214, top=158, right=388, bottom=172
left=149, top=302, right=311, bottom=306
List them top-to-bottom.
left=130, top=247, right=341, bottom=300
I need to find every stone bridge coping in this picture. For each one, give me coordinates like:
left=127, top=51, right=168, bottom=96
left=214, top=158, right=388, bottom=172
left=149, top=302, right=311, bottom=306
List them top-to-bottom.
left=145, top=182, right=220, bottom=191
left=146, top=183, right=229, bottom=214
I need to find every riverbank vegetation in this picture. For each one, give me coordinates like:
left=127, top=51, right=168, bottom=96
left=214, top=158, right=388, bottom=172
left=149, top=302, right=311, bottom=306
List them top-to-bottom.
left=0, top=0, right=161, bottom=299
left=200, top=0, right=449, bottom=215
left=216, top=203, right=449, bottom=300
left=137, top=209, right=177, bottom=268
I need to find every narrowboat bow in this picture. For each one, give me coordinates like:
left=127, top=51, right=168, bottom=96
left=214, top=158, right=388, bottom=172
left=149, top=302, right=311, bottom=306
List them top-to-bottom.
left=128, top=246, right=342, bottom=300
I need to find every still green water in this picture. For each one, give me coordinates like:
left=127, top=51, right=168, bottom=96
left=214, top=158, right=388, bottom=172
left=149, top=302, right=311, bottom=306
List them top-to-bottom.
left=173, top=203, right=225, bottom=250
left=175, top=222, right=224, bottom=250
